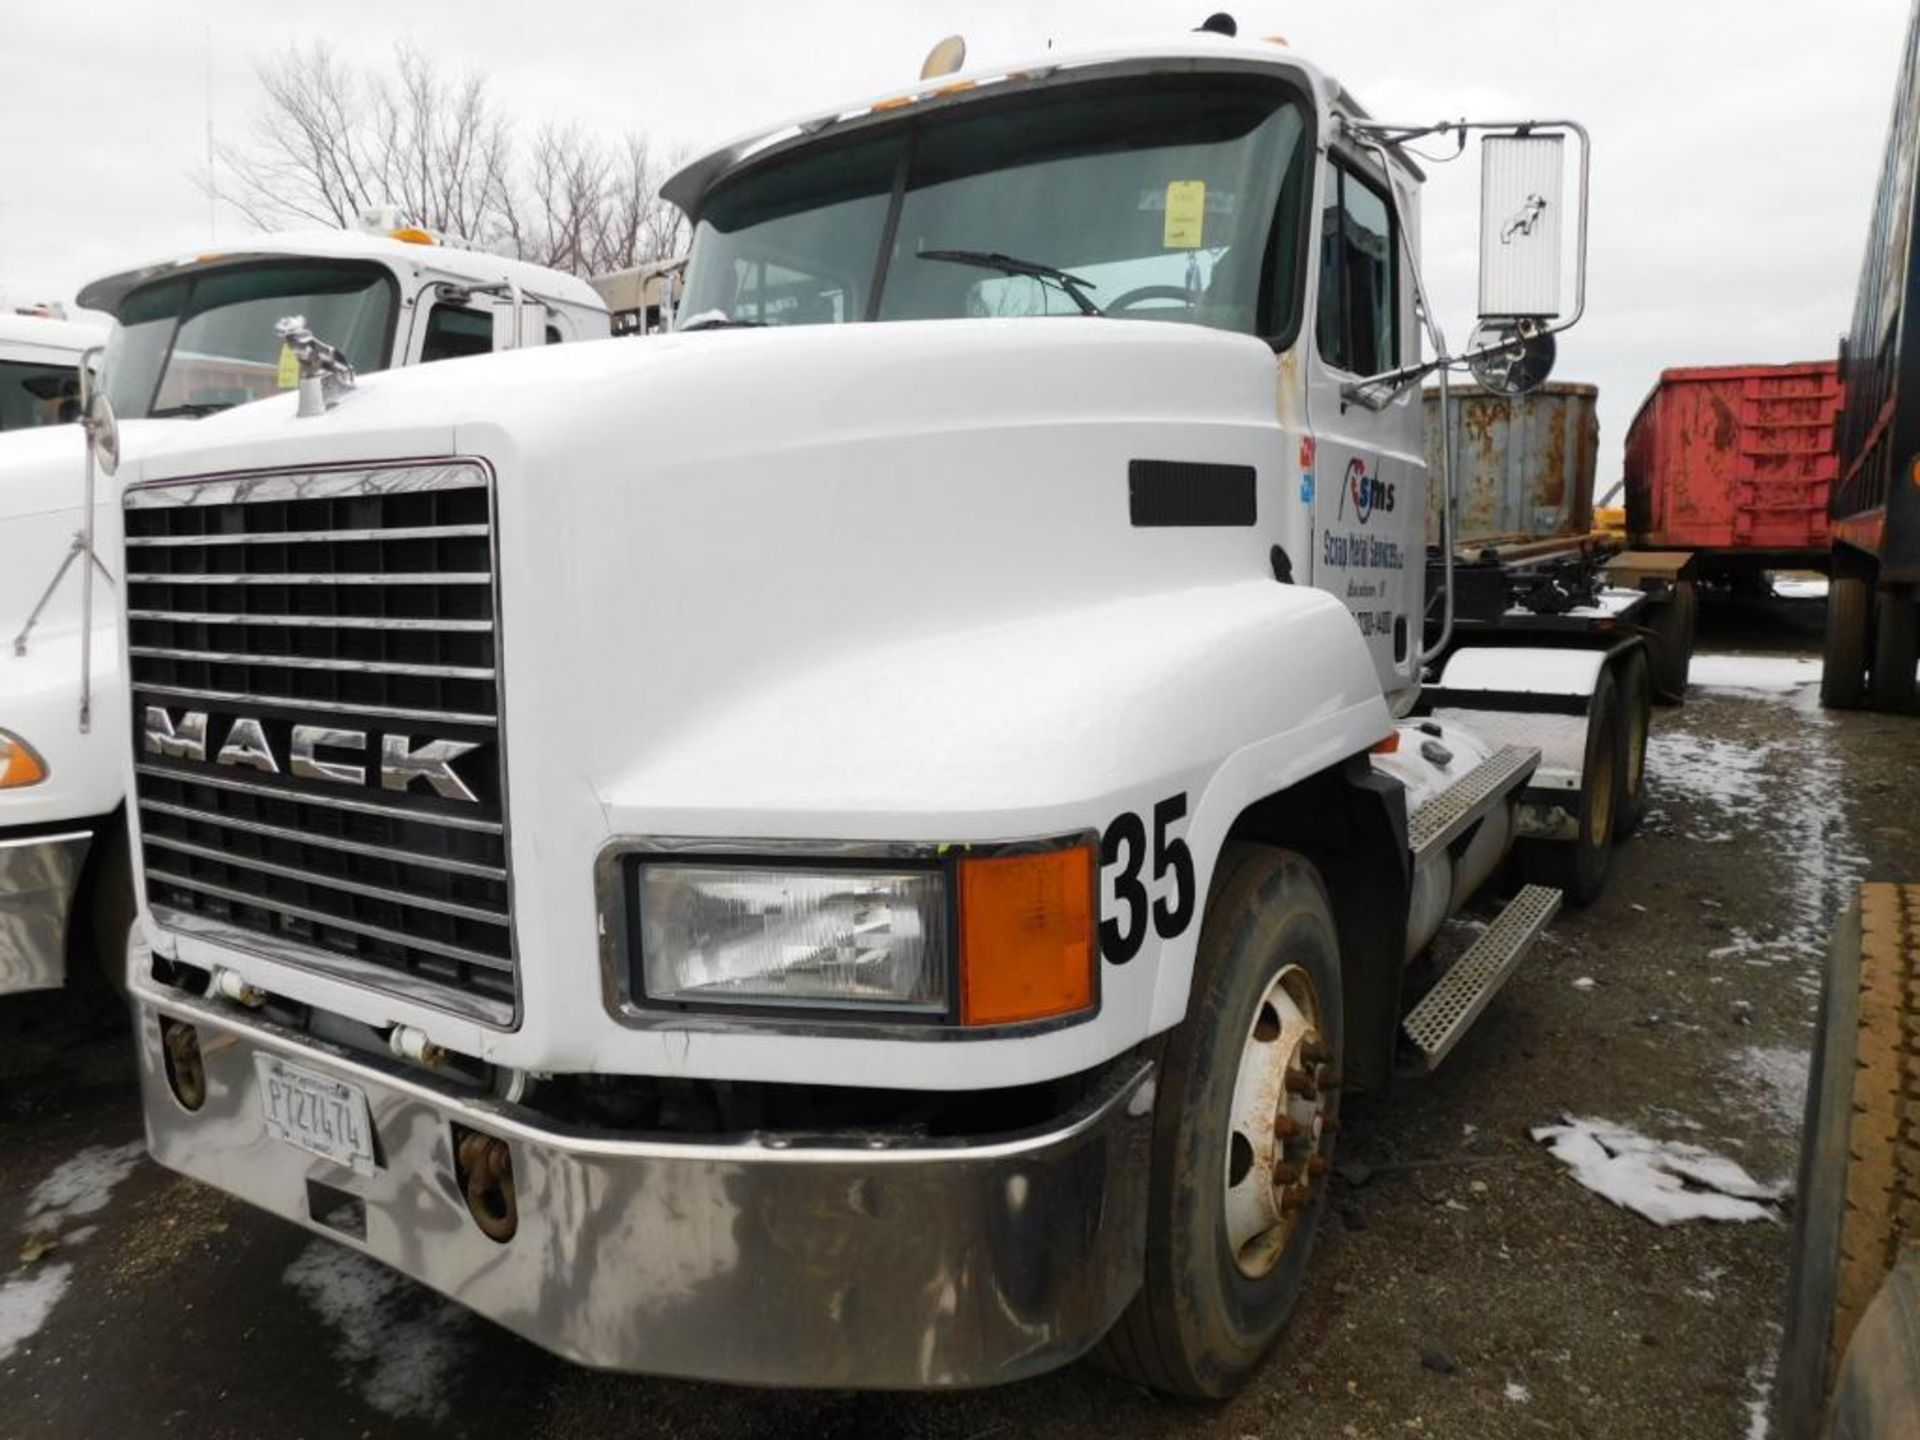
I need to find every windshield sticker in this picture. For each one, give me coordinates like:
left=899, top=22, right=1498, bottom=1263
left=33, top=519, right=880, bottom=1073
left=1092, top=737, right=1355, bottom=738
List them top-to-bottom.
left=1163, top=180, right=1207, bottom=249
left=276, top=344, right=300, bottom=391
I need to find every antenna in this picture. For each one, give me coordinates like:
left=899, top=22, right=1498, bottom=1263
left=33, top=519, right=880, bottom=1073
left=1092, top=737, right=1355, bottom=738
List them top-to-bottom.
left=204, top=24, right=216, bottom=241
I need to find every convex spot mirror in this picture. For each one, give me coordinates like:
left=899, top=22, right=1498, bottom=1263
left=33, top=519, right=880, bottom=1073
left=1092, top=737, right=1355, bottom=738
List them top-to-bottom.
left=88, top=390, right=119, bottom=476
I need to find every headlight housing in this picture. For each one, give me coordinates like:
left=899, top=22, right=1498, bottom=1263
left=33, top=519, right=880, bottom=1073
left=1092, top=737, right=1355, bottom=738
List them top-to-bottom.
left=0, top=730, right=48, bottom=789
left=638, top=864, right=948, bottom=1013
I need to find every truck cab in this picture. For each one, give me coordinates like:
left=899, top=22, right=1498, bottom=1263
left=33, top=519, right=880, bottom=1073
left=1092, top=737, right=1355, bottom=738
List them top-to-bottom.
left=115, top=27, right=1635, bottom=1397
left=0, top=225, right=607, bottom=999
left=0, top=311, right=104, bottom=433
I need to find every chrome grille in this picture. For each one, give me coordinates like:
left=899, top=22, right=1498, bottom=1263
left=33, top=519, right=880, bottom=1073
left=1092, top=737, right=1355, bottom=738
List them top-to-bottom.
left=124, top=463, right=515, bottom=1026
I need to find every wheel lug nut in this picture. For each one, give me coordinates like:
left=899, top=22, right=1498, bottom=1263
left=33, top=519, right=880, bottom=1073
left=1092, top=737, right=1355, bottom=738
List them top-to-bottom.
left=1303, top=1038, right=1335, bottom=1065
left=1284, top=1066, right=1316, bottom=1098
left=1273, top=1113, right=1303, bottom=1139
left=1307, top=1154, right=1329, bottom=1178
left=1273, top=1161, right=1302, bottom=1185
left=1279, top=1184, right=1310, bottom=1214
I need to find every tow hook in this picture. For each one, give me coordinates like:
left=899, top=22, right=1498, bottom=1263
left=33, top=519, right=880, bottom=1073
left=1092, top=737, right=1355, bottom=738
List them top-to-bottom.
left=159, top=1017, right=206, bottom=1111
left=454, top=1126, right=518, bottom=1243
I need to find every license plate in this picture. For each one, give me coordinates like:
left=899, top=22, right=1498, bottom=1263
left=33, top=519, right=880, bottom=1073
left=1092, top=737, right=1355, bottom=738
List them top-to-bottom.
left=255, top=1055, right=376, bottom=1176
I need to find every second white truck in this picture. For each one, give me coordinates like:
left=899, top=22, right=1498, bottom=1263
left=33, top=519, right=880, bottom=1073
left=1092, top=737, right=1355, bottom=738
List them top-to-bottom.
left=116, top=24, right=1661, bottom=1396
left=0, top=222, right=608, bottom=998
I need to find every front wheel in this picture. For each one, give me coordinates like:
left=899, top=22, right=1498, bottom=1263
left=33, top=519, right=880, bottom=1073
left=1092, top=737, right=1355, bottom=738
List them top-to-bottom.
left=1094, top=843, right=1342, bottom=1398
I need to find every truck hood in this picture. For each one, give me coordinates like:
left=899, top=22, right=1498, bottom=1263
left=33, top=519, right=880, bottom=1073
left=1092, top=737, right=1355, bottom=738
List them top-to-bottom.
left=130, top=317, right=1370, bottom=834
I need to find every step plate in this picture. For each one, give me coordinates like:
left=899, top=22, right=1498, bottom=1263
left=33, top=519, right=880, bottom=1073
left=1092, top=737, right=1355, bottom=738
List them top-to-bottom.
left=1406, top=744, right=1542, bottom=860
left=1402, top=884, right=1563, bottom=1071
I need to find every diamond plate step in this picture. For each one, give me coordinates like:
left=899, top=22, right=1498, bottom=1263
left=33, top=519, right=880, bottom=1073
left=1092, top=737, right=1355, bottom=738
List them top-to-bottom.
left=1407, top=744, right=1541, bottom=861
left=1401, top=884, right=1563, bottom=1071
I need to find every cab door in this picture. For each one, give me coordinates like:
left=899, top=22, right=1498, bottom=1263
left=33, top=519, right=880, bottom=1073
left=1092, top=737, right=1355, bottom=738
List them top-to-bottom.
left=1305, top=148, right=1425, bottom=705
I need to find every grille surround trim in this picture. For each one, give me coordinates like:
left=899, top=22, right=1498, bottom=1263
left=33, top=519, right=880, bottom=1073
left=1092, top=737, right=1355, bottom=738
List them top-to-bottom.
left=125, top=459, right=520, bottom=1029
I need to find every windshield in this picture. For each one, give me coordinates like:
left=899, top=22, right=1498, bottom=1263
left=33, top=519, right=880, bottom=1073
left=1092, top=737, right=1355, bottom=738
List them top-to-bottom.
left=679, top=77, right=1310, bottom=338
left=101, top=261, right=396, bottom=419
left=0, top=360, right=80, bottom=431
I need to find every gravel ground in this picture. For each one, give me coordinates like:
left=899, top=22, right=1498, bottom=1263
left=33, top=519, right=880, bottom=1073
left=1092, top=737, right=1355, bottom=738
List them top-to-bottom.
left=1, top=592, right=1915, bottom=1440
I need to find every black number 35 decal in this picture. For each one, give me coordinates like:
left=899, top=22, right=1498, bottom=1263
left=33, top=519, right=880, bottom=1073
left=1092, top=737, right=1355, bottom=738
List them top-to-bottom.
left=1099, top=793, right=1196, bottom=965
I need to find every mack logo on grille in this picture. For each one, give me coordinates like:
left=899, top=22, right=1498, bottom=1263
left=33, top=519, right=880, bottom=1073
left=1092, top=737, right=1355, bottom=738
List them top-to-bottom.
left=144, top=706, right=481, bottom=803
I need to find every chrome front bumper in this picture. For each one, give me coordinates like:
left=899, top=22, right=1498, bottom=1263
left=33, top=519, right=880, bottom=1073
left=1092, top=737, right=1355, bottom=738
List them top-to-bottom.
left=0, top=830, right=91, bottom=994
left=134, top=984, right=1153, bottom=1388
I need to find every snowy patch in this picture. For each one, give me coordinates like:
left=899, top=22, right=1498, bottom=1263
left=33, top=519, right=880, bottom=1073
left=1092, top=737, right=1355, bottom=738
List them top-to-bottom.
left=1690, top=653, right=1823, bottom=696
left=1646, top=731, right=1773, bottom=819
left=1571, top=976, right=1596, bottom=991
left=1729, top=1045, right=1811, bottom=1134
left=1531, top=1116, right=1788, bottom=1225
left=24, top=1141, right=145, bottom=1231
left=283, top=1241, right=469, bottom=1422
left=0, top=1263, right=72, bottom=1363
left=1745, top=1324, right=1782, bottom=1439
left=1504, top=1380, right=1532, bottom=1404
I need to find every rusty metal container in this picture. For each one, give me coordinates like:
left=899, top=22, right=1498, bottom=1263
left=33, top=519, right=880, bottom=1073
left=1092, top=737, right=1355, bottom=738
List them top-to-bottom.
left=1623, top=361, right=1843, bottom=557
left=1423, top=381, right=1598, bottom=546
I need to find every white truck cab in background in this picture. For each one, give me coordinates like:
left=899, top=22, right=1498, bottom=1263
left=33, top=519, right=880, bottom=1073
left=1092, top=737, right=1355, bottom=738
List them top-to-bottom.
left=116, top=24, right=1643, bottom=1397
left=0, top=223, right=607, bottom=998
left=0, top=311, right=104, bottom=433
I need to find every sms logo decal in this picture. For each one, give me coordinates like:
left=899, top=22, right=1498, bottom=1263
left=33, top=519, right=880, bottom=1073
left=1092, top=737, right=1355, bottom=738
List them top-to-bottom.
left=1337, top=456, right=1396, bottom=523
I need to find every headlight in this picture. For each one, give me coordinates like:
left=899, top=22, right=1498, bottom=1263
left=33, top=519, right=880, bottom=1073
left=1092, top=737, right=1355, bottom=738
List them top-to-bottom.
left=0, top=730, right=48, bottom=789
left=638, top=864, right=947, bottom=1013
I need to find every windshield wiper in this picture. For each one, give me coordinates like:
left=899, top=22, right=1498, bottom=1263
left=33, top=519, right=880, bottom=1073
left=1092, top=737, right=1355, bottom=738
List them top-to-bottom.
left=916, top=248, right=1103, bottom=317
left=677, top=310, right=769, bottom=332
left=147, top=401, right=230, bottom=419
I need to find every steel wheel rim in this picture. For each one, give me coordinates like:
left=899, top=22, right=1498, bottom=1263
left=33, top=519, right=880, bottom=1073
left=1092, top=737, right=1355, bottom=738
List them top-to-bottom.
left=1625, top=684, right=1647, bottom=797
left=1590, top=729, right=1616, bottom=847
left=1223, top=962, right=1332, bottom=1279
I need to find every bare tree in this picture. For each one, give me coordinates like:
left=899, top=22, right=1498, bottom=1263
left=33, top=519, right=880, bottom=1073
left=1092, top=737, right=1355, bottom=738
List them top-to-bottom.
left=209, top=42, right=685, bottom=274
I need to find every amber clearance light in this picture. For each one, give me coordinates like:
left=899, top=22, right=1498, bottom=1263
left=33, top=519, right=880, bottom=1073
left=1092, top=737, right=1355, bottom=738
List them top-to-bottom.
left=0, top=730, right=48, bottom=788
left=957, top=844, right=1096, bottom=1026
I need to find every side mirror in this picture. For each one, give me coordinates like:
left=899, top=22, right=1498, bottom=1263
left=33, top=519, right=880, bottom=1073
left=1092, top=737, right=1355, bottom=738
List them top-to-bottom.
left=1339, top=117, right=1587, bottom=409
left=1478, top=133, right=1567, bottom=323
left=490, top=288, right=549, bottom=351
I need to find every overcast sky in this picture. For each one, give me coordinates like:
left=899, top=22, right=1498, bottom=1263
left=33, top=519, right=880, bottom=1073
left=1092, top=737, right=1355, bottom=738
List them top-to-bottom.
left=2, top=0, right=1909, bottom=487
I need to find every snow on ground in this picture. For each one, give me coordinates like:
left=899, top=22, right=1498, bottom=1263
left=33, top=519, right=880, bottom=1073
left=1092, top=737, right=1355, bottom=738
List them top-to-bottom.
left=1690, top=653, right=1824, bottom=695
left=1647, top=660, right=1870, bottom=995
left=1645, top=730, right=1774, bottom=820
left=1728, top=1045, right=1812, bottom=1135
left=1531, top=1116, right=1788, bottom=1225
left=0, top=1141, right=149, bottom=1366
left=24, top=1141, right=145, bottom=1230
left=283, top=1241, right=470, bottom=1422
left=0, top=1264, right=72, bottom=1364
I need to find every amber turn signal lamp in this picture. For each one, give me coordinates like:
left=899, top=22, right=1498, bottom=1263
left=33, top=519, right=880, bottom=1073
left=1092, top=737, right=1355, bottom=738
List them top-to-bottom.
left=0, top=730, right=48, bottom=788
left=957, top=844, right=1096, bottom=1026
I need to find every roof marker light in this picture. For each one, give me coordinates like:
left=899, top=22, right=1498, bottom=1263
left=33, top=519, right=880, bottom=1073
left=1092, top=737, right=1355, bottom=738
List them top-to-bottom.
left=920, top=34, right=967, bottom=80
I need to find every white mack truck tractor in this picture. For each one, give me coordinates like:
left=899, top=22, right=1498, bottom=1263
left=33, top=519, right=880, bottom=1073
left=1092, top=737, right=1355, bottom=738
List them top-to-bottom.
left=115, top=24, right=1663, bottom=1396
left=0, top=221, right=606, bottom=999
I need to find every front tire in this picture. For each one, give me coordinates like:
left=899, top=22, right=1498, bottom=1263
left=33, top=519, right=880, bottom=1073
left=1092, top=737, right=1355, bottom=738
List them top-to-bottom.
left=1096, top=843, right=1342, bottom=1398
